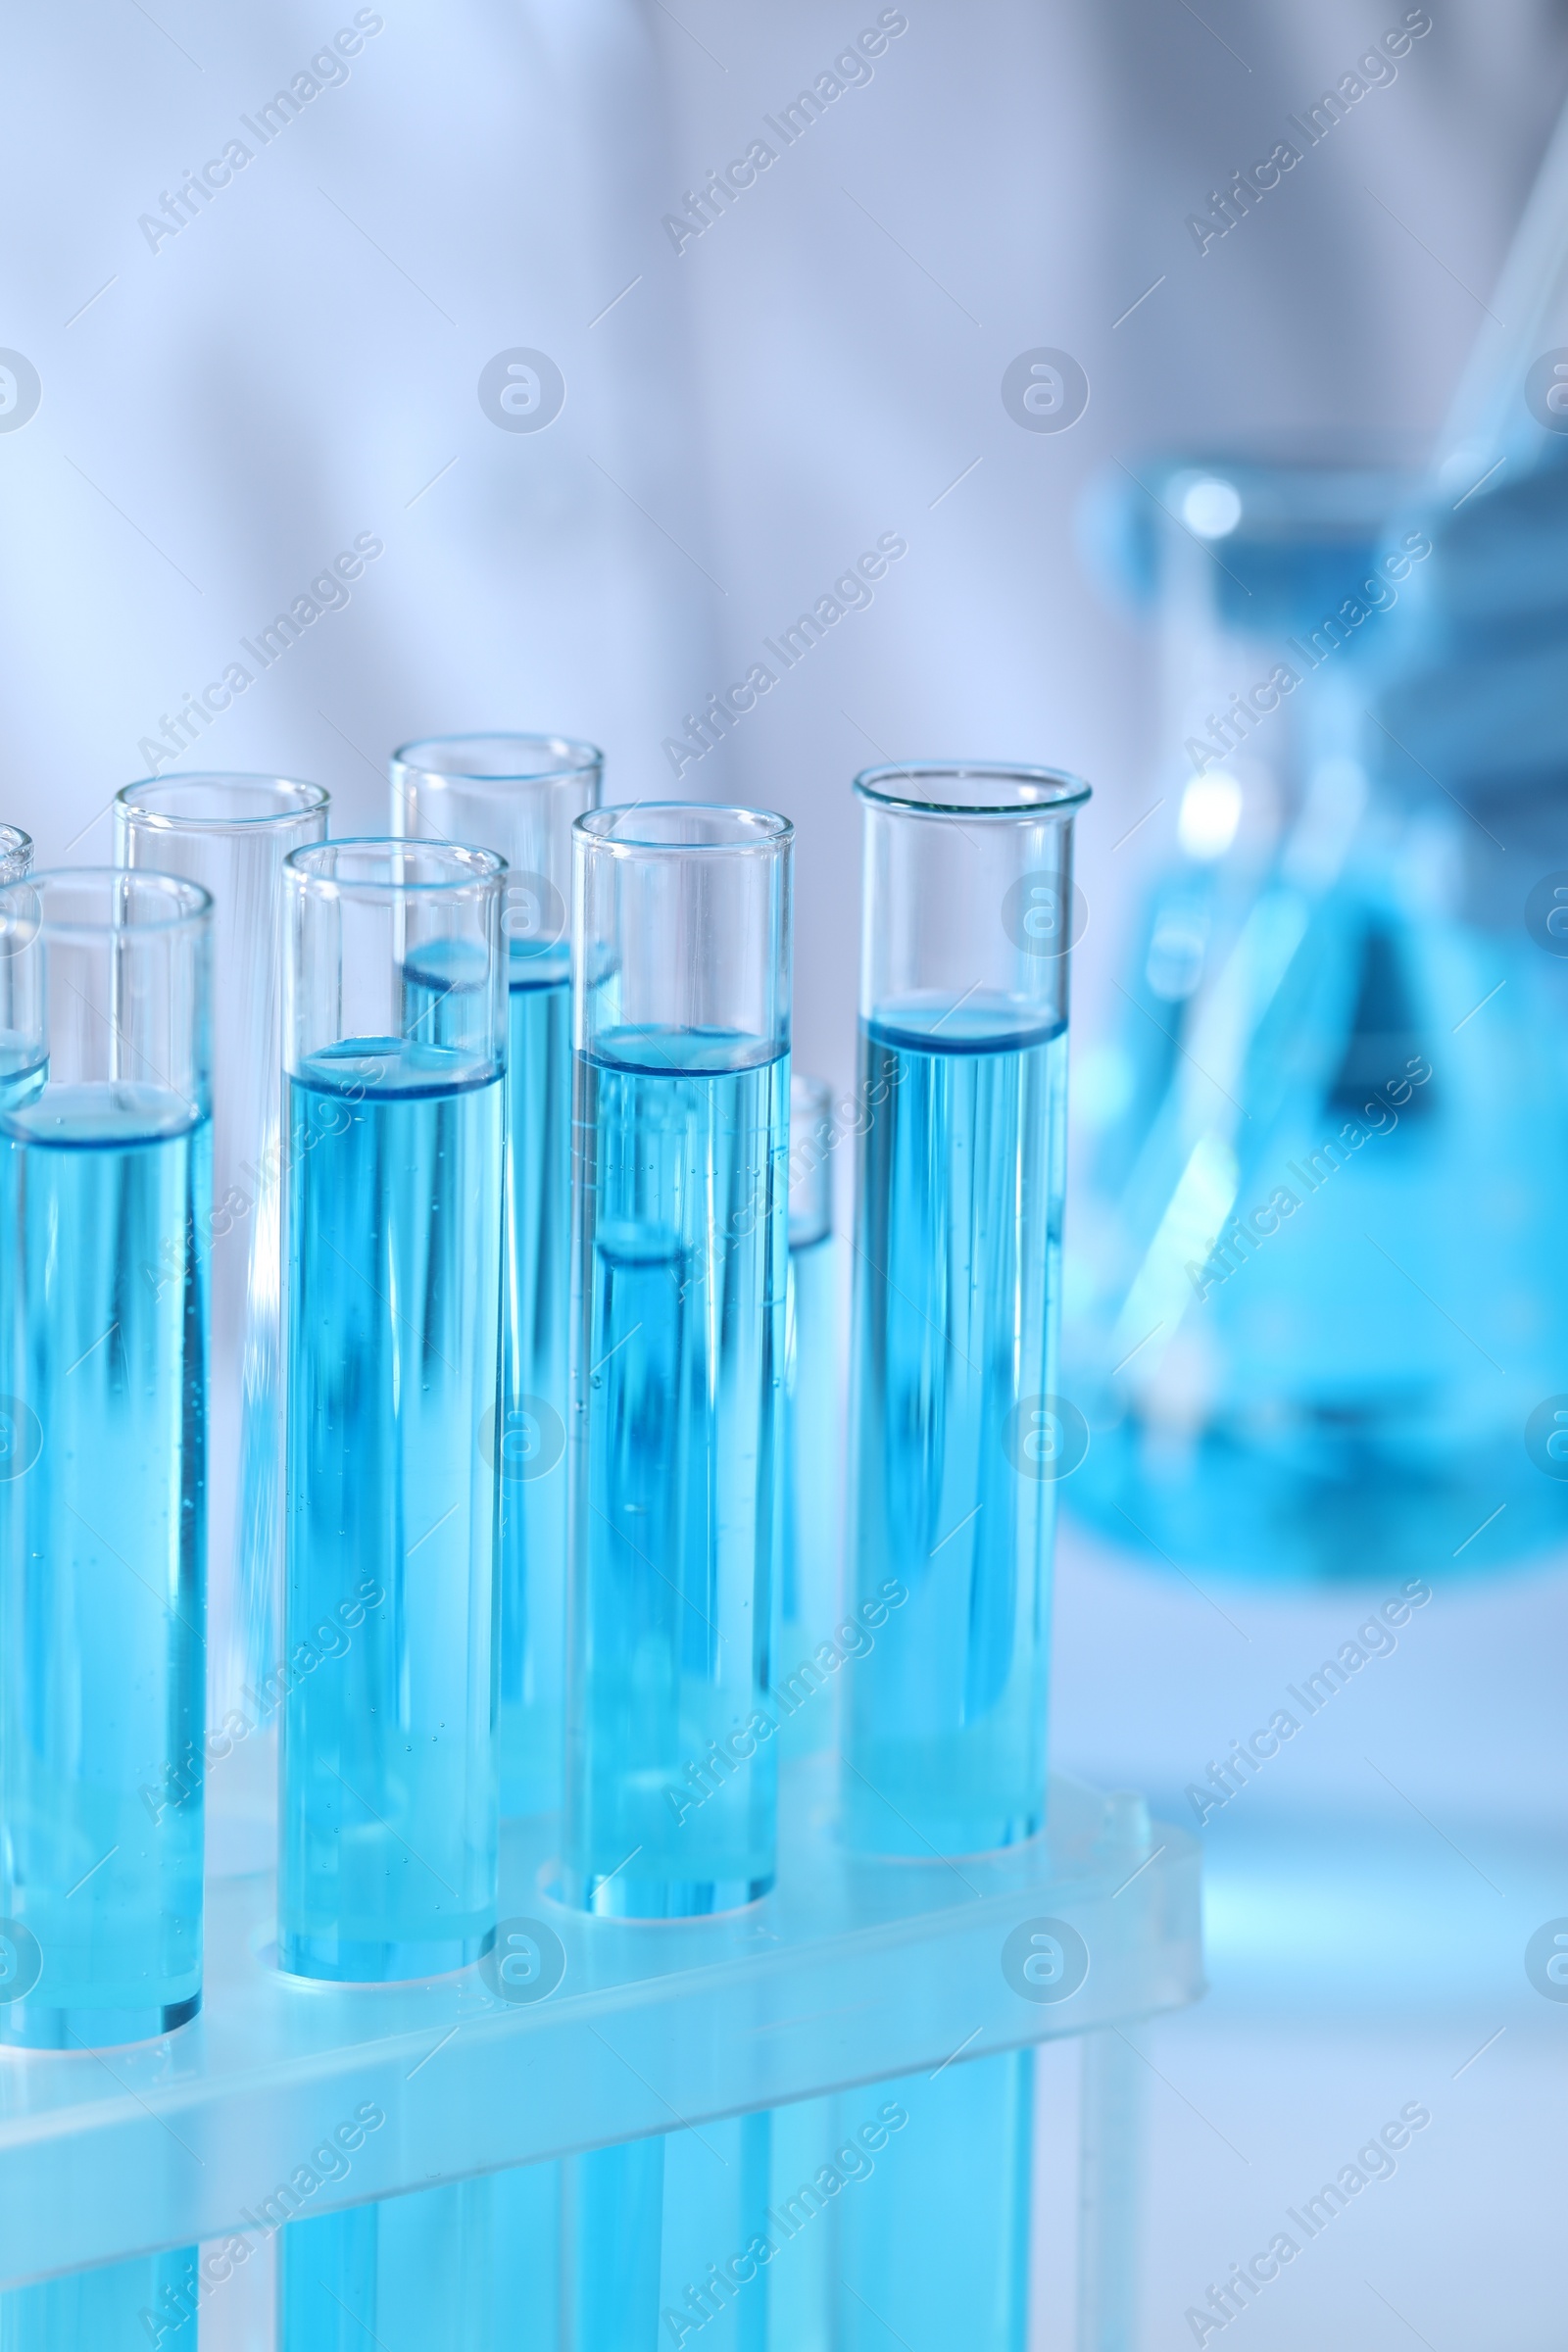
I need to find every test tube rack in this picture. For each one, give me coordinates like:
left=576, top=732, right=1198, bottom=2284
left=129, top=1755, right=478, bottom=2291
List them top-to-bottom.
left=0, top=1754, right=1200, bottom=2339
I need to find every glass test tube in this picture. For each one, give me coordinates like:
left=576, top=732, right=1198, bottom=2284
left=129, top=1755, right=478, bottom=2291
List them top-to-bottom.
left=390, top=734, right=602, bottom=1820
left=844, top=764, right=1089, bottom=1855
left=116, top=777, right=329, bottom=1857
left=565, top=805, right=792, bottom=1916
left=0, top=830, right=33, bottom=1106
left=279, top=841, right=506, bottom=1981
left=0, top=869, right=212, bottom=2046
left=779, top=1071, right=842, bottom=1759
left=835, top=2053, right=1034, bottom=2352
left=279, top=2170, right=561, bottom=2352
left=1, top=2247, right=202, bottom=2351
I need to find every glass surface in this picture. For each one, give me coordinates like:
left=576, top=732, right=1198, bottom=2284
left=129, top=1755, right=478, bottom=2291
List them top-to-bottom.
left=1064, top=454, right=1568, bottom=1580
left=391, top=734, right=602, bottom=1821
left=844, top=767, right=1085, bottom=1858
left=115, top=774, right=328, bottom=1872
left=566, top=807, right=791, bottom=1917
left=0, top=827, right=30, bottom=884
left=279, top=842, right=505, bottom=1981
left=0, top=871, right=211, bottom=2048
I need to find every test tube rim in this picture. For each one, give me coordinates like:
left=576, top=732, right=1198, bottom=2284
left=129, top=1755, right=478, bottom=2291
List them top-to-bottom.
left=1152, top=449, right=1423, bottom=537
left=392, top=732, right=604, bottom=788
left=853, top=761, right=1091, bottom=818
left=116, top=773, right=330, bottom=830
left=576, top=802, right=793, bottom=858
left=283, top=836, right=507, bottom=900
left=0, top=865, right=214, bottom=941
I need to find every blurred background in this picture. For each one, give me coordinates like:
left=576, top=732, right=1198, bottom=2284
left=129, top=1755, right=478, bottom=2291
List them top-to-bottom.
left=4, top=0, right=1567, bottom=2342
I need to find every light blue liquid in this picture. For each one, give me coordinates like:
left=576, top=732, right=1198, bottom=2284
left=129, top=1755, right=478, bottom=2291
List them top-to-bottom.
left=1070, top=894, right=1568, bottom=1579
left=399, top=943, right=569, bottom=1814
left=498, top=967, right=571, bottom=1816
left=846, top=999, right=1066, bottom=1855
left=565, top=1029, right=788, bottom=1917
left=280, top=1039, right=502, bottom=1981
left=0, top=1084, right=207, bottom=2047
left=779, top=1229, right=841, bottom=1758
left=835, top=2054, right=1033, bottom=2352
left=763, top=2096, right=839, bottom=2351
left=657, top=2113, right=772, bottom=2351
left=277, top=2127, right=769, bottom=2352
left=565, top=2139, right=665, bottom=2350
left=280, top=2170, right=561, bottom=2351
left=0, top=2247, right=200, bottom=2351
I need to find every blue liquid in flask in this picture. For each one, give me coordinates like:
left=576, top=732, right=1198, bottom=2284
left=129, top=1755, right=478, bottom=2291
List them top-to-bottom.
left=1064, top=450, right=1568, bottom=1579
left=845, top=997, right=1066, bottom=1855
left=565, top=1028, right=788, bottom=1917
left=280, top=1038, right=502, bottom=1981
left=0, top=1083, right=208, bottom=2046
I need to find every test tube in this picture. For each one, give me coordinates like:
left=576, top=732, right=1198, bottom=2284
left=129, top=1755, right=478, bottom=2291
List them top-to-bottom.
left=390, top=733, right=602, bottom=1819
left=843, top=763, right=1089, bottom=1855
left=115, top=776, right=329, bottom=1860
left=565, top=804, right=792, bottom=1917
left=0, top=826, right=30, bottom=882
left=279, top=841, right=506, bottom=1981
left=0, top=869, right=212, bottom=2046
left=778, top=1072, right=842, bottom=1759
left=279, top=2172, right=557, bottom=2350
left=1, top=2250, right=202, bottom=2350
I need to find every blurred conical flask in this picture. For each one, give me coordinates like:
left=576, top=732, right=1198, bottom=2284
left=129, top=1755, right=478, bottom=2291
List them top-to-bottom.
left=1066, top=452, right=1568, bottom=1578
